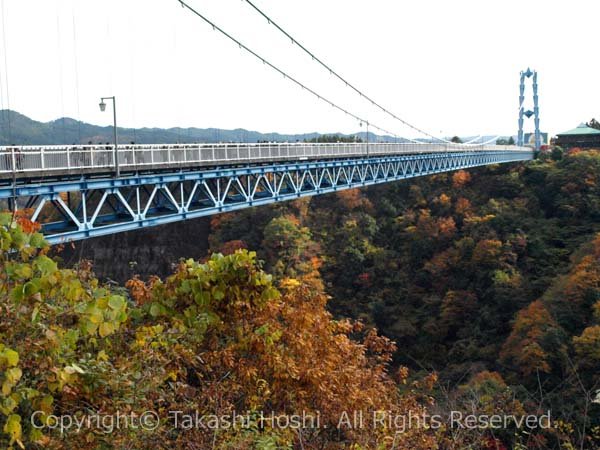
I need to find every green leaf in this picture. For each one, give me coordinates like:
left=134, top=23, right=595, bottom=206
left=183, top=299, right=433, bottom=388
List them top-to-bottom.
left=0, top=212, right=12, bottom=226
left=11, top=228, right=27, bottom=250
left=29, top=233, right=46, bottom=249
left=33, top=255, right=57, bottom=276
left=14, top=265, right=32, bottom=279
left=23, top=280, right=40, bottom=297
left=180, top=280, right=191, bottom=294
left=9, top=286, right=24, bottom=303
left=262, top=286, right=280, bottom=301
left=213, top=288, right=225, bottom=300
left=194, top=290, right=210, bottom=306
left=108, top=295, right=125, bottom=311
left=96, top=296, right=109, bottom=309
left=150, top=303, right=162, bottom=317
left=31, top=307, right=40, bottom=323
left=87, top=307, right=103, bottom=324
left=84, top=321, right=98, bottom=336
left=99, top=322, right=115, bottom=338
left=255, top=324, right=269, bottom=336
left=3, top=349, right=19, bottom=367
left=65, top=363, right=85, bottom=374
left=1, top=367, right=22, bottom=396
left=5, top=368, right=22, bottom=384
left=40, top=395, right=54, bottom=411
left=1, top=396, right=17, bottom=415
left=3, top=414, right=22, bottom=444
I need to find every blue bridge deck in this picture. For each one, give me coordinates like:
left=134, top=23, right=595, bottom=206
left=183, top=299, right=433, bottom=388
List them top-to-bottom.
left=0, top=143, right=534, bottom=244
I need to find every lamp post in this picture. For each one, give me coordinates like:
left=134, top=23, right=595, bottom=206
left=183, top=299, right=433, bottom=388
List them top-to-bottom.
left=99, top=96, right=119, bottom=177
left=360, top=121, right=369, bottom=157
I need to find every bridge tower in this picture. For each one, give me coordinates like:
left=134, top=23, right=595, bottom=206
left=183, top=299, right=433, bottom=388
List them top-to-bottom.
left=518, top=68, right=541, bottom=150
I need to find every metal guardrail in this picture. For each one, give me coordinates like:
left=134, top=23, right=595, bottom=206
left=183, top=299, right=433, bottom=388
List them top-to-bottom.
left=0, top=142, right=532, bottom=176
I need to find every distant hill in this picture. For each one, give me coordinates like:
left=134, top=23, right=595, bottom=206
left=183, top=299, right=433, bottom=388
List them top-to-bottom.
left=0, top=110, right=403, bottom=146
left=0, top=110, right=514, bottom=146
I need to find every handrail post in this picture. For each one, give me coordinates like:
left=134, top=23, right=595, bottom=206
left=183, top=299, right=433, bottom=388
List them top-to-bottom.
left=10, top=147, right=16, bottom=173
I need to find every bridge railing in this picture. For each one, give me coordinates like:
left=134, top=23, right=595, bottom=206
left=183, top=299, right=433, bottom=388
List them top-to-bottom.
left=0, top=142, right=531, bottom=175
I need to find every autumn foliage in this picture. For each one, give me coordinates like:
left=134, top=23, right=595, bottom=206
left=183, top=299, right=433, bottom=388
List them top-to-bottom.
left=6, top=149, right=600, bottom=448
left=201, top=150, right=600, bottom=449
left=0, top=220, right=438, bottom=449
left=500, top=300, right=557, bottom=376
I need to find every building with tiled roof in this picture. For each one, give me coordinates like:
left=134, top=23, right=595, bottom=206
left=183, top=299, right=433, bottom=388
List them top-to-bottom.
left=555, top=124, right=600, bottom=149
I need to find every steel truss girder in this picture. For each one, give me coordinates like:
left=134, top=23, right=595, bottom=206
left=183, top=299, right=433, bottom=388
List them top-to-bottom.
left=0, top=151, right=533, bottom=244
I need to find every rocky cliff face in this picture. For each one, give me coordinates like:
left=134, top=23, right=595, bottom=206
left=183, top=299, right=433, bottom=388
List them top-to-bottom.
left=57, top=217, right=211, bottom=283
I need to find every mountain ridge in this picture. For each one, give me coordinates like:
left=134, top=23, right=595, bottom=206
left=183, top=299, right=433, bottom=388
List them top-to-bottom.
left=0, top=110, right=510, bottom=146
left=0, top=110, right=396, bottom=146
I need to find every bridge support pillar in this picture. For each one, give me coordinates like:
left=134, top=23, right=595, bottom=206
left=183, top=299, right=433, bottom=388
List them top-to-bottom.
left=518, top=68, right=542, bottom=151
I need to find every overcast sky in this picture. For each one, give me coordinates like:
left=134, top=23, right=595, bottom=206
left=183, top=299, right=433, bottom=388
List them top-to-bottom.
left=0, top=0, right=598, bottom=139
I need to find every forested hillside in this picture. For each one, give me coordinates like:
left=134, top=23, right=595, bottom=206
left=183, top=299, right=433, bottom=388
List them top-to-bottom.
left=3, top=148, right=600, bottom=448
left=207, top=148, right=600, bottom=448
left=0, top=216, right=439, bottom=449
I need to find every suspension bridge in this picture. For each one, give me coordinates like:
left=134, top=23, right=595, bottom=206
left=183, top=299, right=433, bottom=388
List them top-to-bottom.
left=0, top=1, right=539, bottom=244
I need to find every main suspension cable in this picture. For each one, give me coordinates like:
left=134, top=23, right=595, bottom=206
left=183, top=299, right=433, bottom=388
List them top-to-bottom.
left=176, top=0, right=403, bottom=140
left=242, top=0, right=456, bottom=144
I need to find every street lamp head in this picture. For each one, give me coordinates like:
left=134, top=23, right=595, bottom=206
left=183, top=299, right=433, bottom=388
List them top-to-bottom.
left=99, top=101, right=106, bottom=112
